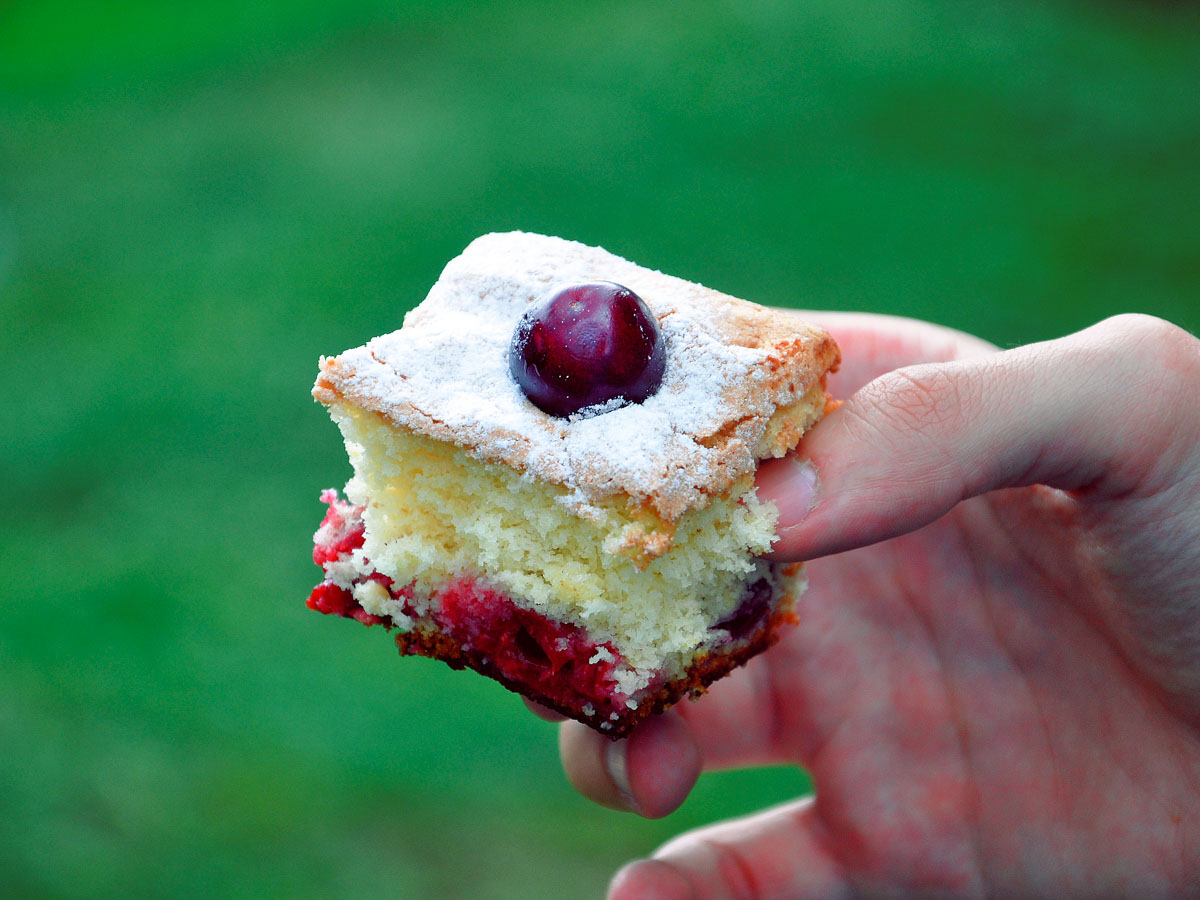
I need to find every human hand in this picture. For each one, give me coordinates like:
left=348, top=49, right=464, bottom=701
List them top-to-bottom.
left=553, top=312, right=1200, bottom=898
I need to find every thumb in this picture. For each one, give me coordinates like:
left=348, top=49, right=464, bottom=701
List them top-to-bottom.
left=760, top=314, right=1200, bottom=562
left=607, top=799, right=847, bottom=900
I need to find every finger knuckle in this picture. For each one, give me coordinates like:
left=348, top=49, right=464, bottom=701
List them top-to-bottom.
left=1096, top=312, right=1184, bottom=344
left=1094, top=314, right=1200, bottom=404
left=1084, top=315, right=1200, bottom=484
left=860, top=364, right=971, bottom=434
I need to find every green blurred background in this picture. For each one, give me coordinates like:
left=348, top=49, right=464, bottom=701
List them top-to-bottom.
left=1, top=0, right=1197, bottom=896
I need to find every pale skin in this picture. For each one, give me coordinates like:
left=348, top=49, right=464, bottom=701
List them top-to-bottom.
left=532, top=312, right=1200, bottom=898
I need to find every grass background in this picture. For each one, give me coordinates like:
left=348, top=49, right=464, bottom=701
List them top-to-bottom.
left=1, top=1, right=1197, bottom=897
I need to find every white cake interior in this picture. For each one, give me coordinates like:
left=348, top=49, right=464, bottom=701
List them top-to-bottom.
left=325, top=391, right=822, bottom=693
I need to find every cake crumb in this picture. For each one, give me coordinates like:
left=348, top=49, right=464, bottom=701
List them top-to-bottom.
left=589, top=646, right=616, bottom=665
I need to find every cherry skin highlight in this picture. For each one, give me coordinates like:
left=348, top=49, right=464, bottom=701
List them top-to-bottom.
left=509, top=281, right=666, bottom=418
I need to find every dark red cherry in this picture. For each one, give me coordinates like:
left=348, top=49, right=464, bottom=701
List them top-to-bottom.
left=509, top=282, right=666, bottom=418
left=717, top=578, right=773, bottom=640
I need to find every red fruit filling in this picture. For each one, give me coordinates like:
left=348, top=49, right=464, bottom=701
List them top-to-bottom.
left=312, top=488, right=366, bottom=566
left=307, top=491, right=627, bottom=714
left=717, top=577, right=773, bottom=640
left=433, top=578, right=622, bottom=709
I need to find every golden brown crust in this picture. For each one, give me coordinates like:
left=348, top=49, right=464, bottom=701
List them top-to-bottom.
left=393, top=602, right=800, bottom=740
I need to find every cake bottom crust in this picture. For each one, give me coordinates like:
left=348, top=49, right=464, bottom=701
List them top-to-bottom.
left=395, top=605, right=799, bottom=739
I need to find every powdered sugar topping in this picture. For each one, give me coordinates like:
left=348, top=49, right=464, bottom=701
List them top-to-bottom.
left=317, top=232, right=831, bottom=520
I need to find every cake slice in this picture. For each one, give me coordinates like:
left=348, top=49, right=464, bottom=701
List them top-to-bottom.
left=308, top=232, right=839, bottom=738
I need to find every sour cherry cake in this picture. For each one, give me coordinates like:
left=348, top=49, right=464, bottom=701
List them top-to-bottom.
left=308, top=232, right=839, bottom=738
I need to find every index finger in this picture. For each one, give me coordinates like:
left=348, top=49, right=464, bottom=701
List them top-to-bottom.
left=783, top=311, right=998, bottom=395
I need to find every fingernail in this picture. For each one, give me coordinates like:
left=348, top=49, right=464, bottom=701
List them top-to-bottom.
left=757, top=456, right=820, bottom=527
left=604, top=739, right=639, bottom=813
